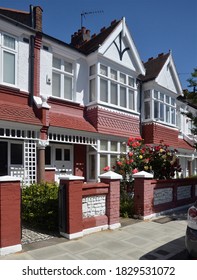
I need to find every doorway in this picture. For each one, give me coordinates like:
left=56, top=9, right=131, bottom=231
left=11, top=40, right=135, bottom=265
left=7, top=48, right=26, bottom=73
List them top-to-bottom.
left=0, top=141, right=8, bottom=175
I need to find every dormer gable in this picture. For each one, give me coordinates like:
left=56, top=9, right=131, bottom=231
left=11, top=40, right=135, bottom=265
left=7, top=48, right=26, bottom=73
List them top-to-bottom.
left=71, top=18, right=145, bottom=76
left=140, top=52, right=182, bottom=95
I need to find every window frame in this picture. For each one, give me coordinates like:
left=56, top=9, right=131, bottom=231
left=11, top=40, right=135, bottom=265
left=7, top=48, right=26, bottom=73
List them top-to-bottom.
left=0, top=32, right=17, bottom=86
left=52, top=55, right=74, bottom=101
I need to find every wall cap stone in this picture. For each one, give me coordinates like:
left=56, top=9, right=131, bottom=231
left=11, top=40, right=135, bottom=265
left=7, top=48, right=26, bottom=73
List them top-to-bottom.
left=99, top=171, right=122, bottom=180
left=132, top=171, right=154, bottom=178
left=59, top=175, right=84, bottom=181
left=0, top=176, right=21, bottom=182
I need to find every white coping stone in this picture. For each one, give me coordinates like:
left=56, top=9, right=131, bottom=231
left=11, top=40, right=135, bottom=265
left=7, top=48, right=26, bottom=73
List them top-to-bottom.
left=99, top=171, right=122, bottom=180
left=132, top=171, right=154, bottom=178
left=59, top=175, right=85, bottom=181
left=0, top=176, right=21, bottom=182
left=108, top=223, right=121, bottom=230
left=0, top=244, right=22, bottom=256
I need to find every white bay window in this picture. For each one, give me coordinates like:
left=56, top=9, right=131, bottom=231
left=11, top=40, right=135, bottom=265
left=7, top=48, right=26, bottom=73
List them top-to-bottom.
left=144, top=89, right=176, bottom=125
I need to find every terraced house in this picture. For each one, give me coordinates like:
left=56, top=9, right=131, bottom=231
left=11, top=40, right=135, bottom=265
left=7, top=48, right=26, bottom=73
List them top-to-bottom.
left=0, top=5, right=196, bottom=185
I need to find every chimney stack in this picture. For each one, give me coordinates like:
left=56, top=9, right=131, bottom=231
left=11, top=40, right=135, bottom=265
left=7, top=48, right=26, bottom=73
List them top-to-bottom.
left=70, top=26, right=91, bottom=48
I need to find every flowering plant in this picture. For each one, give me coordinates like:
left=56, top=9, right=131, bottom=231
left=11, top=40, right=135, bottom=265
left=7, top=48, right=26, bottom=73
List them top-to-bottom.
left=113, top=137, right=181, bottom=180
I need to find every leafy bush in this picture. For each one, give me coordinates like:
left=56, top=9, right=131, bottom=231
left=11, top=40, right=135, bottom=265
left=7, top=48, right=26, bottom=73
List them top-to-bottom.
left=21, top=182, right=59, bottom=231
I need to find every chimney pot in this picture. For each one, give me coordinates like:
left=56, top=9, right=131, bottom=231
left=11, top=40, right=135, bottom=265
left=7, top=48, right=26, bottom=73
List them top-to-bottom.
left=111, top=19, right=117, bottom=25
left=100, top=27, right=106, bottom=32
left=158, top=52, right=164, bottom=57
left=148, top=57, right=153, bottom=61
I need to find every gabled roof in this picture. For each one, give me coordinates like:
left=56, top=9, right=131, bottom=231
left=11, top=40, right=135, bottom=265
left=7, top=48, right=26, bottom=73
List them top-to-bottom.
left=72, top=20, right=121, bottom=55
left=139, top=52, right=170, bottom=82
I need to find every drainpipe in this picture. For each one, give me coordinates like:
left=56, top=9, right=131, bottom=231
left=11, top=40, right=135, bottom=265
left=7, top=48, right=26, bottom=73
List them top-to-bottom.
left=30, top=5, right=35, bottom=29
left=29, top=35, right=35, bottom=107
left=137, top=78, right=143, bottom=137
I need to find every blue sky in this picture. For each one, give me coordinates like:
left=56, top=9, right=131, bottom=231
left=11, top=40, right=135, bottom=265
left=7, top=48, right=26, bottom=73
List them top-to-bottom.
left=0, top=0, right=196, bottom=89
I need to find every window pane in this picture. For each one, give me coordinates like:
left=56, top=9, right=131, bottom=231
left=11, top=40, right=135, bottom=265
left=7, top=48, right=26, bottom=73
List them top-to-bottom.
left=3, top=34, right=15, bottom=50
left=3, top=51, right=15, bottom=84
left=53, top=57, right=61, bottom=69
left=64, top=61, right=72, bottom=73
left=100, top=64, right=107, bottom=76
left=110, top=69, right=117, bottom=80
left=52, top=72, right=61, bottom=97
left=120, top=73, right=126, bottom=84
left=64, top=76, right=72, bottom=100
left=128, top=76, right=134, bottom=87
left=89, top=79, right=95, bottom=102
left=100, top=79, right=108, bottom=102
left=110, top=83, right=117, bottom=105
left=120, top=86, right=126, bottom=107
left=129, top=90, right=134, bottom=110
left=154, top=90, right=159, bottom=99
left=160, top=93, right=164, bottom=101
left=166, top=96, right=170, bottom=104
left=171, top=98, right=175, bottom=106
left=154, top=100, right=159, bottom=119
left=144, top=101, right=150, bottom=119
left=160, top=103, right=164, bottom=121
left=166, top=106, right=170, bottom=123
left=171, top=108, right=175, bottom=124
left=100, top=140, right=108, bottom=150
left=111, top=141, right=117, bottom=151
left=120, top=142, right=126, bottom=153
left=11, top=143, right=22, bottom=165
left=45, top=146, right=51, bottom=165
left=55, top=148, right=62, bottom=160
left=64, top=149, right=70, bottom=161
left=100, top=155, right=107, bottom=174
left=110, top=155, right=117, bottom=168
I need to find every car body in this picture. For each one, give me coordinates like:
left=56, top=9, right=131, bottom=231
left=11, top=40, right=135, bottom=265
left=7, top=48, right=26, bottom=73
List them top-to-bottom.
left=185, top=201, right=197, bottom=258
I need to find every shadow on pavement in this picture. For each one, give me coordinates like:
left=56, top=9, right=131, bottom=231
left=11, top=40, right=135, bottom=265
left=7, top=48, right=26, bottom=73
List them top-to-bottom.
left=139, top=236, right=189, bottom=260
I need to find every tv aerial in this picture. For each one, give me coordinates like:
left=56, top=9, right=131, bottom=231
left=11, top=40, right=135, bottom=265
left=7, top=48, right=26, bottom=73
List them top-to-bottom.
left=81, top=10, right=104, bottom=28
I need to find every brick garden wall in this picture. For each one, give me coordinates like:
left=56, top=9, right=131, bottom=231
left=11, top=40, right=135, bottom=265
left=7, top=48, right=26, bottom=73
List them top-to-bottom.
left=133, top=174, right=197, bottom=219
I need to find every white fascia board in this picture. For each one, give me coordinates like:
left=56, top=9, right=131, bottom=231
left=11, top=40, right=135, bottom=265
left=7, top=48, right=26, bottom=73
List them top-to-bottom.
left=99, top=19, right=145, bottom=75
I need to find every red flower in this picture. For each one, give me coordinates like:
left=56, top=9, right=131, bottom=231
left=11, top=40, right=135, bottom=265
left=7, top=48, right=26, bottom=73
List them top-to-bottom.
left=128, top=152, right=133, bottom=157
left=117, top=161, right=122, bottom=166
left=103, top=166, right=110, bottom=171
left=132, top=168, right=138, bottom=174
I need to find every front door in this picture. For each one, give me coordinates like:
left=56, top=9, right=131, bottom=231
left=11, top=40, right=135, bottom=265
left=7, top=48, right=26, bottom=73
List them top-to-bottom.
left=0, top=141, right=8, bottom=176
left=54, top=145, right=73, bottom=174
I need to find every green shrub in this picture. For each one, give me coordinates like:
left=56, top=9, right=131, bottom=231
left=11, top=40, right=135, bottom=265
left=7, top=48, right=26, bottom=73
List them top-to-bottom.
left=21, top=182, right=59, bottom=231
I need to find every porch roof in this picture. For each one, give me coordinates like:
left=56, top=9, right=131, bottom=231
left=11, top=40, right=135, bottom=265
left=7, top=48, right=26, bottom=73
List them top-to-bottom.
left=0, top=102, right=42, bottom=126
left=49, top=112, right=97, bottom=133
left=177, top=138, right=195, bottom=151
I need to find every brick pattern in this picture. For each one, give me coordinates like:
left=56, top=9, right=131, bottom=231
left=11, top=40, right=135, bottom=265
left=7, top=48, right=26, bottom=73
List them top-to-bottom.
left=86, top=106, right=140, bottom=137
left=142, top=122, right=179, bottom=146
left=0, top=181, right=21, bottom=248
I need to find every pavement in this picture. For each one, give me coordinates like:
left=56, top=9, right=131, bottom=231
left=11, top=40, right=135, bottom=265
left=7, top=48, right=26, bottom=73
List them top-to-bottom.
left=0, top=208, right=189, bottom=260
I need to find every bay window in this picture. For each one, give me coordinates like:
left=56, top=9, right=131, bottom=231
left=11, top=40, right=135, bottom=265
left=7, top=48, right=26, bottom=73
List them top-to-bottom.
left=52, top=56, right=73, bottom=100
left=97, top=64, right=137, bottom=111
left=144, top=89, right=176, bottom=125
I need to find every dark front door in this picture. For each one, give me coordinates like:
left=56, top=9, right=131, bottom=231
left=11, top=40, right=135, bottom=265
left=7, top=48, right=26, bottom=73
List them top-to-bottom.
left=0, top=141, right=8, bottom=175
